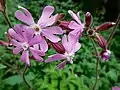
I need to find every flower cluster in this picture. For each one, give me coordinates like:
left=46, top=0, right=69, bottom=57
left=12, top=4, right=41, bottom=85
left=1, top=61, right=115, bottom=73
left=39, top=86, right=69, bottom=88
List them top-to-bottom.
left=0, top=5, right=115, bottom=68
left=84, top=12, right=115, bottom=61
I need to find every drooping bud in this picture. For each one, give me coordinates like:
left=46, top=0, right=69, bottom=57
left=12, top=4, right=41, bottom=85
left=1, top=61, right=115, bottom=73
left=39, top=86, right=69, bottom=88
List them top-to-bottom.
left=0, top=0, right=6, bottom=12
left=85, top=12, right=93, bottom=28
left=56, top=13, right=65, bottom=22
left=59, top=21, right=73, bottom=33
left=96, top=22, right=115, bottom=31
left=5, top=32, right=11, bottom=44
left=95, top=33, right=107, bottom=50
left=0, top=40, right=9, bottom=46
left=51, top=42, right=65, bottom=54
left=100, top=49, right=111, bottom=61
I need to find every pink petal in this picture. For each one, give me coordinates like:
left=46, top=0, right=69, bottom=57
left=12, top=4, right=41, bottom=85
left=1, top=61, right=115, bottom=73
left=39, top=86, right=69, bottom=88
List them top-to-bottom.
left=15, top=6, right=35, bottom=25
left=38, top=6, right=54, bottom=25
left=68, top=10, right=81, bottom=24
left=77, top=12, right=80, bottom=19
left=42, top=14, right=58, bottom=27
left=68, top=21, right=81, bottom=29
left=14, top=24, right=24, bottom=37
left=43, top=26, right=63, bottom=34
left=8, top=28, right=23, bottom=42
left=23, top=28, right=34, bottom=43
left=69, top=28, right=82, bottom=39
left=42, top=30, right=60, bottom=42
left=29, top=35, right=42, bottom=46
left=62, top=35, right=70, bottom=52
left=39, top=38, right=48, bottom=52
left=11, top=39, right=21, bottom=46
left=73, top=42, right=81, bottom=52
left=13, top=46, right=23, bottom=54
left=30, top=47, right=44, bottom=62
left=30, top=47, right=45, bottom=56
left=20, top=50, right=30, bottom=66
left=45, top=54, right=66, bottom=63
left=57, top=61, right=67, bottom=69
left=112, top=86, right=120, bottom=90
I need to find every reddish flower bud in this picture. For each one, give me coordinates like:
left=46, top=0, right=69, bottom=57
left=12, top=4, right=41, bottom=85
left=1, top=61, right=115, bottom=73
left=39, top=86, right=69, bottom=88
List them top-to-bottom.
left=0, top=0, right=6, bottom=12
left=85, top=12, right=93, bottom=28
left=56, top=13, right=65, bottom=21
left=59, top=21, right=73, bottom=33
left=96, top=22, right=115, bottom=31
left=5, top=32, right=11, bottom=44
left=95, top=33, right=107, bottom=50
left=0, top=40, right=9, bottom=46
left=51, top=42, right=65, bottom=54
left=100, top=49, right=111, bottom=61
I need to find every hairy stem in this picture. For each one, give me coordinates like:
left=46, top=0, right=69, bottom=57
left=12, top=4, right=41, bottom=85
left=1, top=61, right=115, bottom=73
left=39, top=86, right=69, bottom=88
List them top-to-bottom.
left=2, top=10, right=12, bottom=28
left=107, top=14, right=120, bottom=48
left=90, top=38, right=100, bottom=90
left=23, top=65, right=32, bottom=90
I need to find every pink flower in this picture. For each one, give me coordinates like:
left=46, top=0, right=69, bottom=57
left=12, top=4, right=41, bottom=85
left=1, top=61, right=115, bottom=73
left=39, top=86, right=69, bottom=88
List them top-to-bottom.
left=15, top=6, right=63, bottom=52
left=68, top=10, right=84, bottom=39
left=8, top=26, right=45, bottom=66
left=45, top=34, right=81, bottom=69
left=100, top=49, right=111, bottom=61
left=112, top=86, right=120, bottom=90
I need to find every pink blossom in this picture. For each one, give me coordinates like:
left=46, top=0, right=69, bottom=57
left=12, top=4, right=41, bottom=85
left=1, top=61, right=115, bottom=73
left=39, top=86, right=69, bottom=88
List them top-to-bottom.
left=15, top=6, right=63, bottom=52
left=68, top=10, right=84, bottom=39
left=8, top=26, right=45, bottom=66
left=45, top=34, right=81, bottom=69
left=100, top=49, right=111, bottom=61
left=112, top=86, right=120, bottom=90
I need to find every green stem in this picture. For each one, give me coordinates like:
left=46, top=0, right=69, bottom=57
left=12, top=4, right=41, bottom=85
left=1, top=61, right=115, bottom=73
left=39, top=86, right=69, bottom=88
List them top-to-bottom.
left=2, top=10, right=12, bottom=28
left=107, top=14, right=120, bottom=48
left=90, top=38, right=100, bottom=90
left=22, top=65, right=32, bottom=90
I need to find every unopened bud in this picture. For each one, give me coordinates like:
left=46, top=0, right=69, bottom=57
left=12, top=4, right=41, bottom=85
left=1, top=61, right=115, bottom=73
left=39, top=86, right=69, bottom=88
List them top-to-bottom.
left=0, top=0, right=6, bottom=12
left=85, top=12, right=93, bottom=28
left=56, top=13, right=65, bottom=21
left=59, top=21, right=73, bottom=33
left=96, top=22, right=115, bottom=31
left=5, top=32, right=11, bottom=44
left=95, top=33, right=107, bottom=50
left=0, top=40, right=9, bottom=46
left=51, top=42, right=65, bottom=54
left=100, top=49, right=111, bottom=61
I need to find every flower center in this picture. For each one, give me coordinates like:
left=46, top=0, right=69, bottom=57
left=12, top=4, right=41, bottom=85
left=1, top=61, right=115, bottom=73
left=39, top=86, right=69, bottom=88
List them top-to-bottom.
left=31, top=24, right=41, bottom=35
left=87, top=29, right=95, bottom=36
left=22, top=42, right=29, bottom=50
left=64, top=52, right=74, bottom=63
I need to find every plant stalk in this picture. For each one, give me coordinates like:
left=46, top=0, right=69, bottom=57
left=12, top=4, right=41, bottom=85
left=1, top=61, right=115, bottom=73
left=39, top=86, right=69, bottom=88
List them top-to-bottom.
left=2, top=10, right=12, bottom=28
left=107, top=14, right=120, bottom=48
left=90, top=38, right=100, bottom=90
left=22, top=65, right=32, bottom=90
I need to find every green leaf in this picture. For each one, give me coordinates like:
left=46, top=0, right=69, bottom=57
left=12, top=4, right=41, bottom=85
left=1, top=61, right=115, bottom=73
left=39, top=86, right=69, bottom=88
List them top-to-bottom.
left=0, top=64, right=6, bottom=70
left=107, top=70, right=117, bottom=82
left=3, top=72, right=35, bottom=85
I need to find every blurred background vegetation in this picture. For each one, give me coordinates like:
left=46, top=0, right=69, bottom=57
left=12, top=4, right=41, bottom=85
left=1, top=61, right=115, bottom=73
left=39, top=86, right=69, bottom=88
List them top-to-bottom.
left=0, top=0, right=120, bottom=90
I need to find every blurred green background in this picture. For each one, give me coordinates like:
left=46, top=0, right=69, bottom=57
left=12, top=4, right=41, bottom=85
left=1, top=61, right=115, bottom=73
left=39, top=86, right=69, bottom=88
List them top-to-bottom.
left=0, top=0, right=120, bottom=90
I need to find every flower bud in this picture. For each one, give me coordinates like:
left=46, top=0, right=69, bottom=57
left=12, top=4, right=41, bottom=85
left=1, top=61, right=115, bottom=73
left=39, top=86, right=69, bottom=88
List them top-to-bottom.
left=0, top=0, right=6, bottom=12
left=85, top=12, right=93, bottom=28
left=59, top=21, right=73, bottom=33
left=96, top=22, right=115, bottom=31
left=95, top=33, right=107, bottom=50
left=0, top=40, right=9, bottom=46
left=51, top=42, right=65, bottom=54
left=100, top=49, right=111, bottom=61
